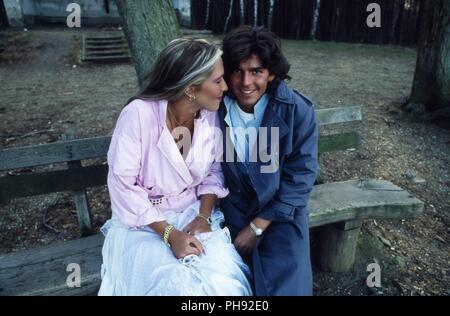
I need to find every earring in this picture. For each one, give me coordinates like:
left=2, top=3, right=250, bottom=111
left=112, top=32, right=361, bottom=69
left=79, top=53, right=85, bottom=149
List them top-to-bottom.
left=185, top=90, right=196, bottom=102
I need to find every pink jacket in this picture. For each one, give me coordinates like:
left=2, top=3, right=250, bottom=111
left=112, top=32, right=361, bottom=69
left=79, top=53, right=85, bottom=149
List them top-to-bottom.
left=107, top=99, right=229, bottom=228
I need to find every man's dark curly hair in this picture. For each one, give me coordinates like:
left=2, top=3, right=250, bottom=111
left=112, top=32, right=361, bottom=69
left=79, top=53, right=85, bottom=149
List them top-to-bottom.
left=222, top=25, right=291, bottom=84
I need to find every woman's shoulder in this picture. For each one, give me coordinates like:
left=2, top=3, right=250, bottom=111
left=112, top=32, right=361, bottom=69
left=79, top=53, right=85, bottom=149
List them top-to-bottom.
left=123, top=98, right=160, bottom=116
left=115, top=99, right=162, bottom=134
left=121, top=99, right=163, bottom=123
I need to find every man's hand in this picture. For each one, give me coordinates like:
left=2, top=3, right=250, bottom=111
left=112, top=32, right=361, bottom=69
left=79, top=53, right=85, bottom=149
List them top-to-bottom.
left=182, top=216, right=211, bottom=236
left=234, top=217, right=272, bottom=258
left=234, top=225, right=258, bottom=258
left=168, top=229, right=205, bottom=259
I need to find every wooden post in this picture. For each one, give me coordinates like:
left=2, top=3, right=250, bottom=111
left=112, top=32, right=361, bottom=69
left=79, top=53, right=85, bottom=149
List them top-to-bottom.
left=62, top=132, right=93, bottom=237
left=316, top=219, right=362, bottom=272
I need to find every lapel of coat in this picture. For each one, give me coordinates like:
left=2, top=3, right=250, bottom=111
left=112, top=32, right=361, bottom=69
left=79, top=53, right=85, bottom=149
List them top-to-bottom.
left=247, top=93, right=290, bottom=189
left=243, top=98, right=289, bottom=171
left=156, top=101, right=194, bottom=185
left=218, top=104, right=242, bottom=180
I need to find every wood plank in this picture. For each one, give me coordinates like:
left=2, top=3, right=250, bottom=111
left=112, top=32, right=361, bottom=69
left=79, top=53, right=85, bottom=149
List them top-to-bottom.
left=81, top=33, right=86, bottom=63
left=85, top=36, right=125, bottom=41
left=85, top=39, right=127, bottom=45
left=86, top=44, right=128, bottom=50
left=85, top=49, right=130, bottom=56
left=82, top=55, right=131, bottom=62
left=316, top=106, right=362, bottom=126
left=1, top=107, right=361, bottom=171
left=0, top=131, right=355, bottom=171
left=318, top=131, right=361, bottom=154
left=0, top=136, right=111, bottom=171
left=0, top=165, right=108, bottom=204
left=309, top=179, right=424, bottom=227
left=0, top=234, right=103, bottom=296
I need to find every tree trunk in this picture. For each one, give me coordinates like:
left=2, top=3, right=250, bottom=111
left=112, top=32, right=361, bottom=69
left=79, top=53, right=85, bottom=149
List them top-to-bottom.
left=0, top=0, right=8, bottom=29
left=115, top=0, right=181, bottom=88
left=224, top=0, right=234, bottom=33
left=253, top=0, right=258, bottom=26
left=268, top=0, right=275, bottom=31
left=311, top=0, right=321, bottom=39
left=407, top=0, right=450, bottom=114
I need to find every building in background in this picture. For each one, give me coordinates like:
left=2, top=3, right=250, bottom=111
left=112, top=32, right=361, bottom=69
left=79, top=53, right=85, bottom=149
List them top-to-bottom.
left=1, top=0, right=190, bottom=28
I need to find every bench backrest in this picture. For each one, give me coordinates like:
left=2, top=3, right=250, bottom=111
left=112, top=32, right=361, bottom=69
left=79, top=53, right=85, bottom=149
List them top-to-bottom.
left=0, top=106, right=362, bottom=234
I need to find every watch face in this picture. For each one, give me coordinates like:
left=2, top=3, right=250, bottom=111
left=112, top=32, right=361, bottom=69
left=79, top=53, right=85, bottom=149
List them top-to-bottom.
left=250, top=222, right=263, bottom=236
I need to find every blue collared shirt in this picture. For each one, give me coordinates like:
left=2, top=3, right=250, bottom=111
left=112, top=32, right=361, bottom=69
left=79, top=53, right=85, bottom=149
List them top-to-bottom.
left=224, top=94, right=269, bottom=165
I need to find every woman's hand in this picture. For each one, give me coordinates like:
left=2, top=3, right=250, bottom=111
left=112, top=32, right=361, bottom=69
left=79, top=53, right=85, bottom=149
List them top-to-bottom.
left=182, top=216, right=211, bottom=236
left=168, top=229, right=205, bottom=259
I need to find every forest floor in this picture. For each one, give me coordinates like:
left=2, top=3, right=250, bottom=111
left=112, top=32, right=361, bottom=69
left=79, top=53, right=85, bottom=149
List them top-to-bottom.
left=0, top=27, right=449, bottom=296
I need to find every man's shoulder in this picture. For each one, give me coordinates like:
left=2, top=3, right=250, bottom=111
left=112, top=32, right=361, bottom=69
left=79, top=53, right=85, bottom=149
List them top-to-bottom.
left=273, top=81, right=315, bottom=110
left=291, top=89, right=314, bottom=108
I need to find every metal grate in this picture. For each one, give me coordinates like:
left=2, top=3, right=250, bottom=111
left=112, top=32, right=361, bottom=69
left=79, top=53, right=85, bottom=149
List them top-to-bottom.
left=81, top=32, right=131, bottom=63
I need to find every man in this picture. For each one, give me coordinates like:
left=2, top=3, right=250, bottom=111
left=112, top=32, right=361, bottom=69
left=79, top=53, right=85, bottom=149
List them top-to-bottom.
left=218, top=25, right=318, bottom=295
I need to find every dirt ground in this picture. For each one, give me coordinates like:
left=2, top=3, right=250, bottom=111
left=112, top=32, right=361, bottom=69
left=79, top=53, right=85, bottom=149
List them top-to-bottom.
left=0, top=27, right=449, bottom=296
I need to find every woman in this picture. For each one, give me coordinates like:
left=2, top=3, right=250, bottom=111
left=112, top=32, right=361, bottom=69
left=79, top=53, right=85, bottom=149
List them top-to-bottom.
left=98, top=38, right=252, bottom=296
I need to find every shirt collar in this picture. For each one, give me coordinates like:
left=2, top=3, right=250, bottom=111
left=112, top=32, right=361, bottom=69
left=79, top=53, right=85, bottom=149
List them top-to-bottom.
left=223, top=94, right=269, bottom=128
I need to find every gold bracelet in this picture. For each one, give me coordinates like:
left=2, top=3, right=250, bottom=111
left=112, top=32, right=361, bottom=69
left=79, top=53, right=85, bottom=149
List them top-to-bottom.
left=196, top=213, right=212, bottom=225
left=163, top=224, right=175, bottom=246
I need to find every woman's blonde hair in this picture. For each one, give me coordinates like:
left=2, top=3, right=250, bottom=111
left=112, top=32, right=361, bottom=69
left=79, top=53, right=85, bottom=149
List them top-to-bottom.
left=129, top=38, right=222, bottom=104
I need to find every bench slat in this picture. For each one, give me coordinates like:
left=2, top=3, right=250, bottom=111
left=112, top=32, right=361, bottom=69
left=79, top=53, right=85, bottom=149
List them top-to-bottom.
left=316, top=106, right=362, bottom=126
left=0, top=107, right=362, bottom=171
left=0, top=129, right=356, bottom=202
left=0, top=130, right=359, bottom=202
left=0, top=131, right=358, bottom=171
left=318, top=131, right=361, bottom=154
left=0, top=136, right=111, bottom=171
left=0, top=165, right=108, bottom=205
left=0, top=178, right=423, bottom=296
left=309, top=179, right=424, bottom=227
left=0, top=234, right=103, bottom=296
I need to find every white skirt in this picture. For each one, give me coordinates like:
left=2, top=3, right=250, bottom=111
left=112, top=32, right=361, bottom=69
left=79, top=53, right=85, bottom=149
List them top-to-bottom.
left=98, top=201, right=253, bottom=296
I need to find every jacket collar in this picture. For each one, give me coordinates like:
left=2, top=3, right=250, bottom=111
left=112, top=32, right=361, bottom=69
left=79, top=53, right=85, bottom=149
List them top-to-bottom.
left=268, top=80, right=296, bottom=105
left=219, top=82, right=290, bottom=175
left=156, top=99, right=207, bottom=185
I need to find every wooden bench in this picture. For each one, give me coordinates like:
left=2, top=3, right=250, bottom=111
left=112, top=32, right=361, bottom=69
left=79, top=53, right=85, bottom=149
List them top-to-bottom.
left=0, top=106, right=424, bottom=295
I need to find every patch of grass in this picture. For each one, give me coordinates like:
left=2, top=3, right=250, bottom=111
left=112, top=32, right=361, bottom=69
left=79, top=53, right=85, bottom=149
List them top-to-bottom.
left=281, top=39, right=416, bottom=59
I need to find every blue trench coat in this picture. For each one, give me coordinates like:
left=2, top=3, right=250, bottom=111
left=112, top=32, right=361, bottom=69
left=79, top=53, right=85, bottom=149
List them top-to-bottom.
left=218, top=81, right=319, bottom=296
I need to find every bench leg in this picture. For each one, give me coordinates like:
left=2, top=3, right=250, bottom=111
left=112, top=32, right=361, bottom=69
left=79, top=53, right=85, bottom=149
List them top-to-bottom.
left=62, top=132, right=93, bottom=237
left=73, top=189, right=94, bottom=237
left=316, top=220, right=362, bottom=272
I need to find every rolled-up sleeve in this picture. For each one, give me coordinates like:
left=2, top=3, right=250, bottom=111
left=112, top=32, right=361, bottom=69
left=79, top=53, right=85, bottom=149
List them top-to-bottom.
left=107, top=104, right=165, bottom=228
left=196, top=112, right=229, bottom=199
left=196, top=161, right=229, bottom=198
